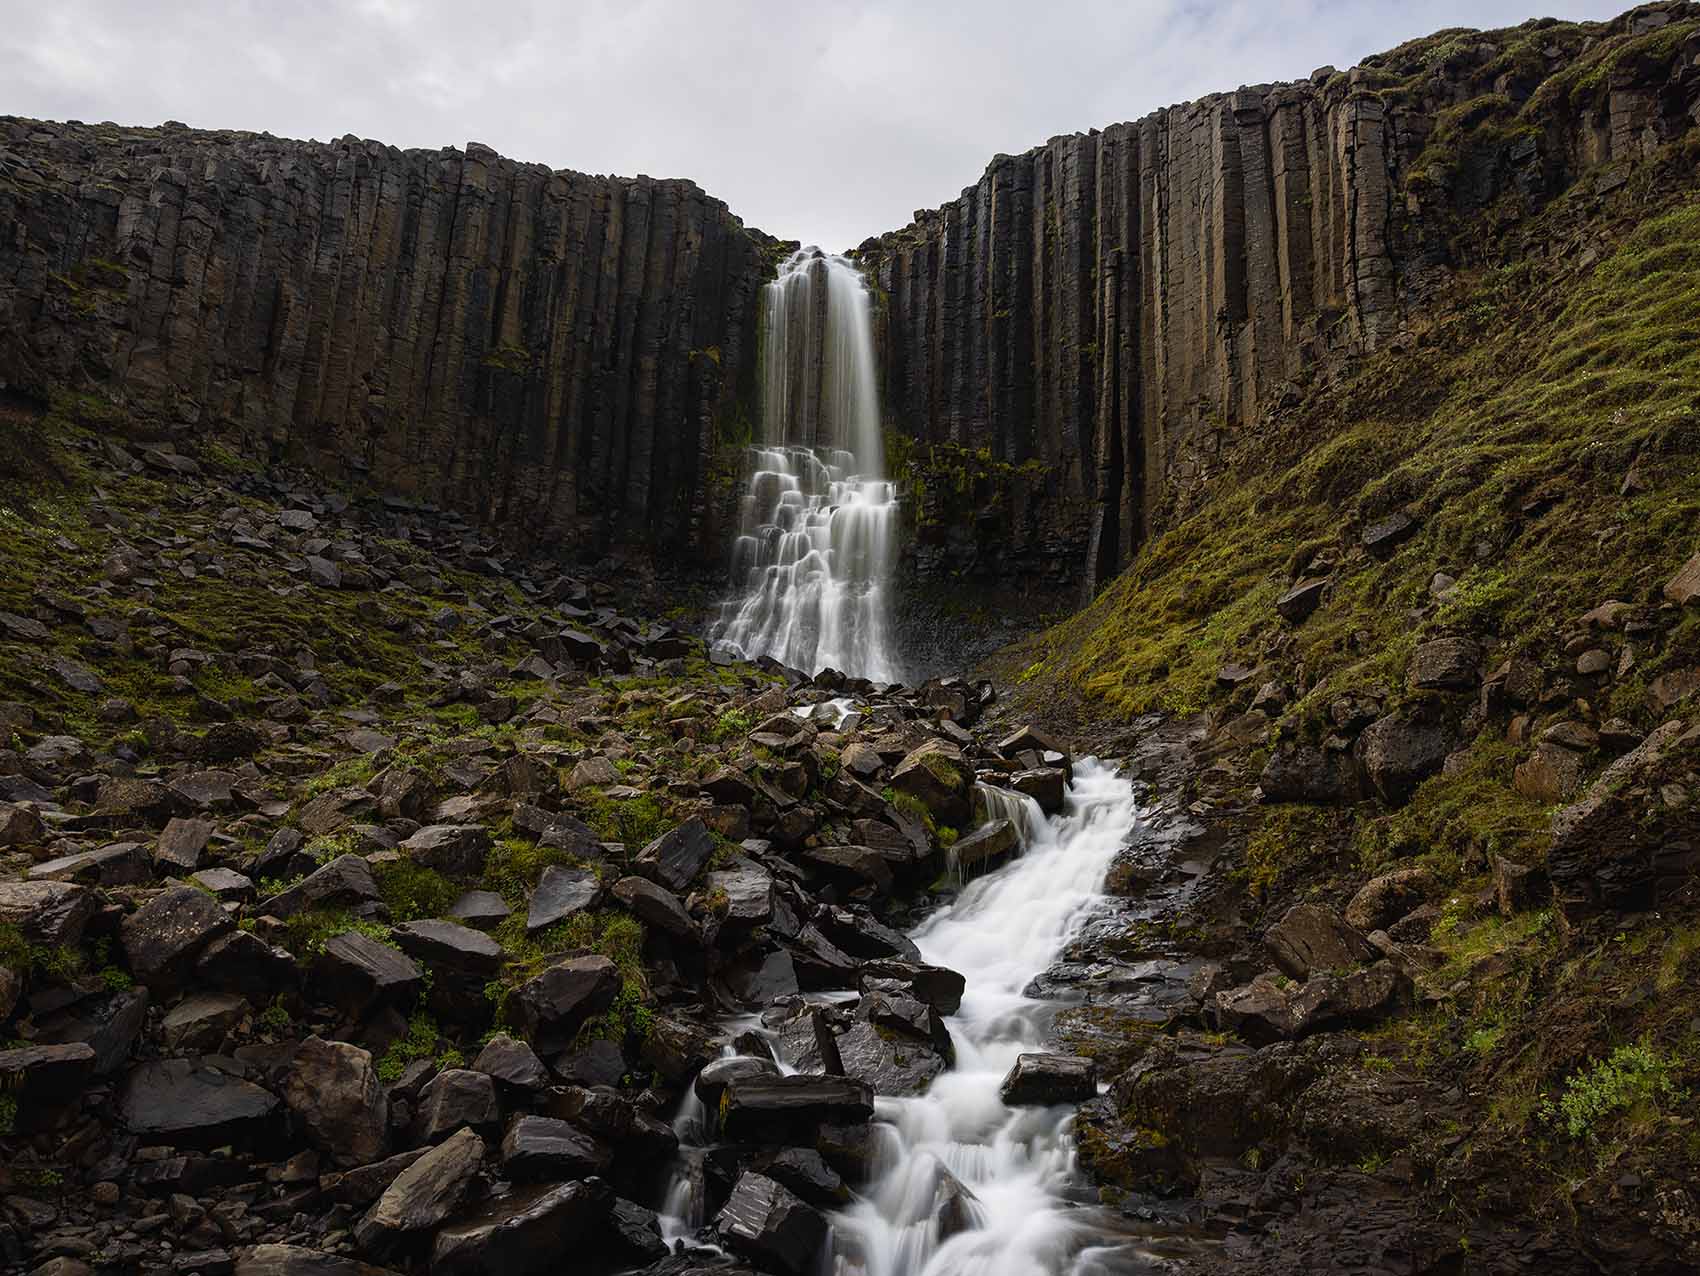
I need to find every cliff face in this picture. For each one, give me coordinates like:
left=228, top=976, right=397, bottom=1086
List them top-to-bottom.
left=858, top=3, right=1700, bottom=596
left=0, top=119, right=777, bottom=567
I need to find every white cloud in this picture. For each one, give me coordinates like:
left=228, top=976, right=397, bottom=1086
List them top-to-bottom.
left=0, top=0, right=1621, bottom=248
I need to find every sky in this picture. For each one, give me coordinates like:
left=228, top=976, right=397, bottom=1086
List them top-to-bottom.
left=1, top=0, right=1622, bottom=250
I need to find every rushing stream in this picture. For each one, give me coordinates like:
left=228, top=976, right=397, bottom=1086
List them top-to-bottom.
left=711, top=248, right=900, bottom=683
left=660, top=758, right=1155, bottom=1276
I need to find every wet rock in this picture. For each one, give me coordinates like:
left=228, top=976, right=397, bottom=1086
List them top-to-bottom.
left=997, top=725, right=1066, bottom=761
left=1008, top=767, right=1066, bottom=813
left=635, top=817, right=716, bottom=892
left=949, top=818, right=1020, bottom=873
left=798, top=844, right=894, bottom=894
left=526, top=864, right=601, bottom=932
left=708, top=867, right=775, bottom=927
left=0, top=880, right=95, bottom=946
left=119, top=885, right=233, bottom=992
left=1265, top=903, right=1375, bottom=980
left=812, top=905, right=920, bottom=962
left=312, top=932, right=424, bottom=1017
left=723, top=947, right=802, bottom=1005
left=505, top=956, right=620, bottom=1054
left=857, top=960, right=966, bottom=1014
left=1214, top=962, right=1411, bottom=1043
left=833, top=1020, right=947, bottom=1095
left=282, top=1036, right=388, bottom=1167
left=998, top=1053, right=1096, bottom=1105
left=695, top=1055, right=780, bottom=1109
left=120, top=1058, right=280, bottom=1146
left=416, top=1068, right=501, bottom=1142
left=720, top=1075, right=874, bottom=1142
left=500, top=1114, right=611, bottom=1180
left=353, top=1125, right=483, bottom=1253
left=759, top=1146, right=849, bottom=1207
left=715, top=1172, right=828, bottom=1276
left=430, top=1180, right=611, bottom=1276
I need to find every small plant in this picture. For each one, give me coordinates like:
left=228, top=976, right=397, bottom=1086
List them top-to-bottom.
left=711, top=709, right=752, bottom=742
left=258, top=997, right=293, bottom=1035
left=377, top=1010, right=446, bottom=1082
left=1540, top=1040, right=1683, bottom=1141
left=0, top=1094, right=17, bottom=1135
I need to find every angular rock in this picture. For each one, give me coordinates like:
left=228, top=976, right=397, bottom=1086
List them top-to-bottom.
left=1361, top=510, right=1418, bottom=558
left=1664, top=552, right=1700, bottom=607
left=1275, top=577, right=1329, bottom=623
left=1409, top=637, right=1483, bottom=692
left=1356, top=713, right=1453, bottom=805
left=890, top=740, right=971, bottom=826
left=1259, top=744, right=1358, bottom=803
left=155, top=816, right=216, bottom=871
left=634, top=817, right=716, bottom=892
left=948, top=818, right=1019, bottom=872
left=399, top=824, right=489, bottom=876
left=260, top=853, right=381, bottom=918
left=526, top=864, right=601, bottom=933
left=1344, top=868, right=1434, bottom=933
left=0, top=880, right=95, bottom=947
left=119, top=885, right=233, bottom=992
left=449, top=889, right=511, bottom=931
left=1264, top=903, right=1376, bottom=981
left=392, top=918, right=504, bottom=977
left=196, top=930, right=300, bottom=1005
left=312, top=932, right=424, bottom=1016
left=504, top=956, right=620, bottom=1054
left=857, top=960, right=966, bottom=1014
left=160, top=991, right=249, bottom=1053
left=471, top=1034, right=549, bottom=1095
left=283, top=1036, right=388, bottom=1167
left=0, top=1042, right=97, bottom=1122
left=999, top=1053, right=1096, bottom=1105
left=120, top=1058, right=280, bottom=1146
left=416, top=1068, right=502, bottom=1142
left=720, top=1075, right=874, bottom=1142
left=500, top=1113, right=612, bottom=1180
left=354, top=1126, right=483, bottom=1252
left=715, top=1172, right=828, bottom=1276
left=430, top=1182, right=611, bottom=1276
left=235, top=1245, right=402, bottom=1276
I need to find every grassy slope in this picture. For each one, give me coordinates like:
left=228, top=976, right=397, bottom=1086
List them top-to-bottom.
left=1005, top=69, right=1700, bottom=1248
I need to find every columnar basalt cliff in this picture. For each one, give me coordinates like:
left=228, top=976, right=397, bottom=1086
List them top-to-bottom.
left=857, top=2, right=1700, bottom=595
left=0, top=120, right=778, bottom=565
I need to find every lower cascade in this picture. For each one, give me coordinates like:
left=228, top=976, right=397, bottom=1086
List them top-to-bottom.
left=711, top=248, right=901, bottom=684
left=662, top=759, right=1149, bottom=1276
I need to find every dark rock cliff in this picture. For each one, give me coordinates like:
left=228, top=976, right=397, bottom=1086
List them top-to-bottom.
left=856, top=2, right=1700, bottom=597
left=0, top=119, right=778, bottom=568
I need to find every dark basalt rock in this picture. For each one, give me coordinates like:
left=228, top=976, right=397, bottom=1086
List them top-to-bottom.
left=635, top=818, right=717, bottom=892
left=259, top=853, right=381, bottom=918
left=526, top=864, right=601, bottom=932
left=0, top=880, right=95, bottom=947
left=118, top=884, right=232, bottom=993
left=391, top=918, right=504, bottom=977
left=311, top=932, right=424, bottom=1017
left=506, top=956, right=621, bottom=1055
left=857, top=960, right=966, bottom=1014
left=32, top=987, right=149, bottom=1074
left=472, top=1033, right=550, bottom=1096
left=282, top=1036, right=388, bottom=1168
left=0, top=1042, right=97, bottom=1127
left=998, top=1053, right=1097, bottom=1105
left=694, top=1054, right=780, bottom=1110
left=120, top=1057, right=280, bottom=1147
left=415, top=1068, right=502, bottom=1142
left=720, top=1075, right=874, bottom=1143
left=500, top=1113, right=612, bottom=1180
left=353, top=1126, right=483, bottom=1253
left=715, top=1172, right=829, bottom=1276
left=430, top=1179, right=612, bottom=1276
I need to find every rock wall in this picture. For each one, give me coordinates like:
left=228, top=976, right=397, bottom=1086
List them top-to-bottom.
left=857, top=2, right=1700, bottom=596
left=0, top=119, right=778, bottom=567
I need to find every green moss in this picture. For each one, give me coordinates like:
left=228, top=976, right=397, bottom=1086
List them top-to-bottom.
left=578, top=792, right=670, bottom=848
left=374, top=859, right=459, bottom=923
left=281, top=910, right=394, bottom=957
left=377, top=1009, right=451, bottom=1081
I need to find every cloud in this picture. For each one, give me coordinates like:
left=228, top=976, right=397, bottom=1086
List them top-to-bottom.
left=0, top=0, right=1620, bottom=249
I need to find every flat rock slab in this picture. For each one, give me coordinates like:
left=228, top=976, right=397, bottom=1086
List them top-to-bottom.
left=999, top=1053, right=1097, bottom=1105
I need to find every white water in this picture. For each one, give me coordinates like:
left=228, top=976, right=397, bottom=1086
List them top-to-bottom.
left=712, top=249, right=901, bottom=683
left=833, top=759, right=1142, bottom=1276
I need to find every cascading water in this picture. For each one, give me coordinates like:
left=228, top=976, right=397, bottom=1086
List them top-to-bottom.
left=711, top=248, right=901, bottom=683
left=832, top=760, right=1149, bottom=1276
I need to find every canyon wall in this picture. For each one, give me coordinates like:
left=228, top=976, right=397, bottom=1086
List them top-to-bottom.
left=858, top=2, right=1700, bottom=596
left=2, top=4, right=1697, bottom=591
left=0, top=120, right=778, bottom=566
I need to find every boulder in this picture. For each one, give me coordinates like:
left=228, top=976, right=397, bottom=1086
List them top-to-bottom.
left=1361, top=510, right=1418, bottom=558
left=1664, top=551, right=1700, bottom=607
left=1275, top=577, right=1329, bottom=623
left=1408, top=637, right=1483, bottom=691
left=1356, top=713, right=1452, bottom=805
left=890, top=740, right=971, bottom=826
left=1514, top=742, right=1587, bottom=802
left=1259, top=744, right=1358, bottom=803
left=1008, top=767, right=1066, bottom=813
left=0, top=801, right=45, bottom=848
left=155, top=816, right=216, bottom=871
left=635, top=818, right=716, bottom=892
left=948, top=818, right=1019, bottom=872
left=399, top=824, right=489, bottom=876
left=798, top=844, right=894, bottom=894
left=259, top=854, right=380, bottom=918
left=526, top=865, right=601, bottom=933
left=1344, top=869, right=1434, bottom=933
left=611, top=875, right=697, bottom=940
left=0, top=880, right=95, bottom=947
left=119, top=885, right=232, bottom=992
left=449, top=889, right=511, bottom=931
left=1264, top=904, right=1375, bottom=981
left=391, top=919, right=504, bottom=977
left=195, top=930, right=300, bottom=1006
left=312, top=932, right=424, bottom=1016
left=504, top=956, right=620, bottom=1054
left=857, top=960, right=966, bottom=1014
left=1212, top=963, right=1411, bottom=1044
left=33, top=988, right=149, bottom=1073
left=160, top=991, right=249, bottom=1053
left=833, top=1019, right=947, bottom=1095
left=471, top=1034, right=550, bottom=1095
left=283, top=1036, right=388, bottom=1167
left=0, top=1043, right=97, bottom=1123
left=998, top=1053, right=1096, bottom=1105
left=695, top=1055, right=781, bottom=1110
left=120, top=1058, right=280, bottom=1147
left=416, top=1068, right=502, bottom=1142
left=720, top=1075, right=874, bottom=1143
left=500, top=1114, right=612, bottom=1180
left=353, top=1126, right=483, bottom=1253
left=758, top=1147, right=849, bottom=1208
left=715, top=1172, right=828, bottom=1276
left=430, top=1180, right=611, bottom=1276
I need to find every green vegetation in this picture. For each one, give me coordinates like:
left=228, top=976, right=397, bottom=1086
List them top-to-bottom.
left=374, top=859, right=459, bottom=923
left=281, top=910, right=394, bottom=957
left=376, top=1010, right=458, bottom=1082
left=1541, top=1040, right=1684, bottom=1142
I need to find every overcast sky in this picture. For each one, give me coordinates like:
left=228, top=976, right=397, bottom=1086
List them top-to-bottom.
left=3, top=0, right=1619, bottom=249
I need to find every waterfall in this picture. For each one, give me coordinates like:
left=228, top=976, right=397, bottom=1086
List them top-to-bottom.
left=711, top=248, right=901, bottom=684
left=832, top=760, right=1144, bottom=1276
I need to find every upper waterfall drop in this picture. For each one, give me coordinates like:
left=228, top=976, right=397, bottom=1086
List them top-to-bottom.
left=710, top=248, right=902, bottom=684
